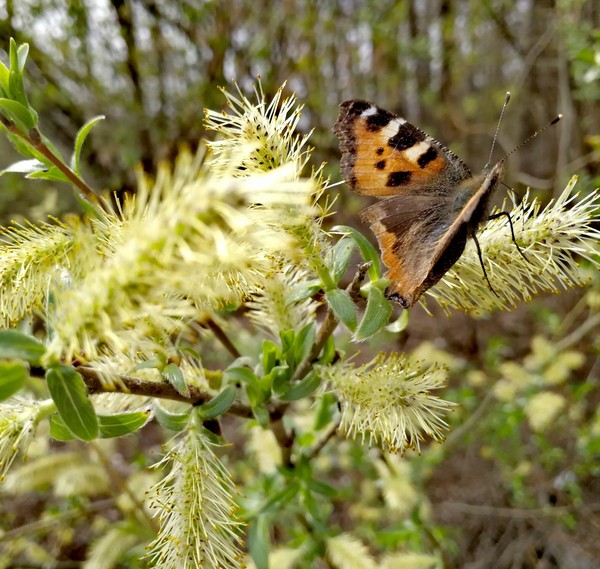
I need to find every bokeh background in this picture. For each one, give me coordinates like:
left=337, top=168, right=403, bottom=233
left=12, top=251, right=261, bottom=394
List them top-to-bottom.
left=1, top=1, right=599, bottom=567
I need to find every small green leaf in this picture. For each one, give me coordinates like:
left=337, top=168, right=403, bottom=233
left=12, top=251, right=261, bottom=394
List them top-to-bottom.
left=8, top=39, right=27, bottom=106
left=16, top=43, right=29, bottom=74
left=0, top=61, right=9, bottom=94
left=0, top=98, right=37, bottom=132
left=71, top=115, right=105, bottom=175
left=0, top=158, right=46, bottom=176
left=27, top=165, right=69, bottom=182
left=332, top=225, right=381, bottom=281
left=329, top=237, right=355, bottom=284
left=286, top=280, right=321, bottom=305
left=354, top=285, right=393, bottom=341
left=325, top=288, right=357, bottom=331
left=386, top=309, right=410, bottom=333
left=293, top=322, right=316, bottom=369
left=0, top=330, right=46, bottom=365
left=279, top=330, right=295, bottom=356
left=318, top=336, right=336, bottom=366
left=262, top=340, right=280, bottom=374
left=0, top=360, right=28, bottom=400
left=162, top=363, right=190, bottom=398
left=46, top=365, right=98, bottom=441
left=270, top=365, right=292, bottom=396
left=225, top=366, right=258, bottom=386
left=279, top=371, right=321, bottom=402
left=196, top=385, right=237, bottom=419
left=313, top=393, right=337, bottom=431
left=153, top=401, right=191, bottom=431
left=252, top=404, right=269, bottom=428
left=50, top=410, right=152, bottom=440
left=97, top=410, right=153, bottom=438
left=49, top=414, right=76, bottom=441
left=305, top=478, right=338, bottom=498
left=248, top=514, right=270, bottom=569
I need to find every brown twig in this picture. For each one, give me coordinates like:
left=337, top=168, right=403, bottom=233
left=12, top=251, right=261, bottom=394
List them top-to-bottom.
left=5, top=122, right=108, bottom=212
left=273, top=263, right=372, bottom=466
left=204, top=317, right=241, bottom=358
left=76, top=365, right=253, bottom=418
left=307, top=417, right=340, bottom=461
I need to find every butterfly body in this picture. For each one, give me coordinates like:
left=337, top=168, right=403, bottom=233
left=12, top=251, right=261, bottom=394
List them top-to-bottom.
left=333, top=99, right=504, bottom=308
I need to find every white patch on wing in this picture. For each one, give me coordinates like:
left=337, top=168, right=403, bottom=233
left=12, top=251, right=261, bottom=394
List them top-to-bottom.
left=360, top=106, right=378, bottom=117
left=381, top=118, right=406, bottom=140
left=403, top=141, right=431, bottom=164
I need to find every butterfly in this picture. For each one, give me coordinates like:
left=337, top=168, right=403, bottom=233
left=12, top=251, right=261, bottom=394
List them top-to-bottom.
left=333, top=99, right=512, bottom=308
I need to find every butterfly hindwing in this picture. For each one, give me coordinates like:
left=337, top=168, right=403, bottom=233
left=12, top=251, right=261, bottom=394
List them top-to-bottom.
left=333, top=100, right=472, bottom=197
left=361, top=194, right=459, bottom=307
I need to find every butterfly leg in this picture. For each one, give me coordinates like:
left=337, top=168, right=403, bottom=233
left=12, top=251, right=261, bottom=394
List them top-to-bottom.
left=488, top=211, right=529, bottom=262
left=471, top=232, right=500, bottom=298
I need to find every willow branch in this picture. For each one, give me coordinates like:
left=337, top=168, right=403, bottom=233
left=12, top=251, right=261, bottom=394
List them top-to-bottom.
left=76, top=365, right=253, bottom=418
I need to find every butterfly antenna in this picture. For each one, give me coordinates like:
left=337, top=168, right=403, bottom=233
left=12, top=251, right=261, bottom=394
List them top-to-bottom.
left=485, top=91, right=511, bottom=171
left=502, top=114, right=563, bottom=161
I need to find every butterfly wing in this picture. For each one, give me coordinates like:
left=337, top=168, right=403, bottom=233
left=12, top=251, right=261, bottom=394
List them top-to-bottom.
left=333, top=100, right=472, bottom=197
left=361, top=194, right=461, bottom=307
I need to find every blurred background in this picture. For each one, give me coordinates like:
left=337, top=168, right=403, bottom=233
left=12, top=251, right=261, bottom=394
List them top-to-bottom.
left=1, top=1, right=599, bottom=568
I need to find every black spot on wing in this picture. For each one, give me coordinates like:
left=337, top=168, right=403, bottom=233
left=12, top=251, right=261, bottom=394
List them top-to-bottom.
left=366, top=109, right=396, bottom=132
left=388, top=123, right=426, bottom=151
left=417, top=146, right=438, bottom=168
left=376, top=147, right=384, bottom=155
left=375, top=160, right=386, bottom=170
left=386, top=171, right=412, bottom=187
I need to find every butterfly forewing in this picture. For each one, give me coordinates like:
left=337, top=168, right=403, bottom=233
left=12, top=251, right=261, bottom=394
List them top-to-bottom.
left=334, top=100, right=471, bottom=197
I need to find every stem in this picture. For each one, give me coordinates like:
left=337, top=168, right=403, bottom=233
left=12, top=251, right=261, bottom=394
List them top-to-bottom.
left=7, top=123, right=109, bottom=213
left=204, top=317, right=241, bottom=358
left=76, top=366, right=253, bottom=418
left=307, top=417, right=340, bottom=461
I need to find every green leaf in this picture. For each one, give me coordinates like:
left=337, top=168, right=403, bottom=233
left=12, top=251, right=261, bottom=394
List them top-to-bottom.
left=8, top=39, right=27, bottom=106
left=16, top=43, right=29, bottom=74
left=0, top=61, right=9, bottom=95
left=0, top=98, right=37, bottom=132
left=71, top=115, right=105, bottom=175
left=0, top=158, right=47, bottom=176
left=27, top=165, right=69, bottom=182
left=331, top=225, right=381, bottom=281
left=329, top=237, right=355, bottom=284
left=286, top=279, right=321, bottom=305
left=354, top=285, right=393, bottom=341
left=325, top=288, right=357, bottom=331
left=386, top=309, right=410, bottom=333
left=293, top=322, right=316, bottom=369
left=279, top=329, right=295, bottom=356
left=0, top=330, right=46, bottom=365
left=318, top=336, right=336, bottom=366
left=262, top=340, right=281, bottom=374
left=0, top=360, right=28, bottom=400
left=162, top=363, right=190, bottom=398
left=46, top=365, right=98, bottom=441
left=269, top=365, right=292, bottom=396
left=224, top=366, right=258, bottom=386
left=279, top=371, right=321, bottom=402
left=196, top=385, right=237, bottom=419
left=313, top=393, right=337, bottom=431
left=153, top=401, right=191, bottom=431
left=252, top=404, right=269, bottom=428
left=50, top=410, right=152, bottom=440
left=97, top=410, right=153, bottom=438
left=49, top=414, right=76, bottom=441
left=305, top=478, right=338, bottom=498
left=248, top=514, right=270, bottom=569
